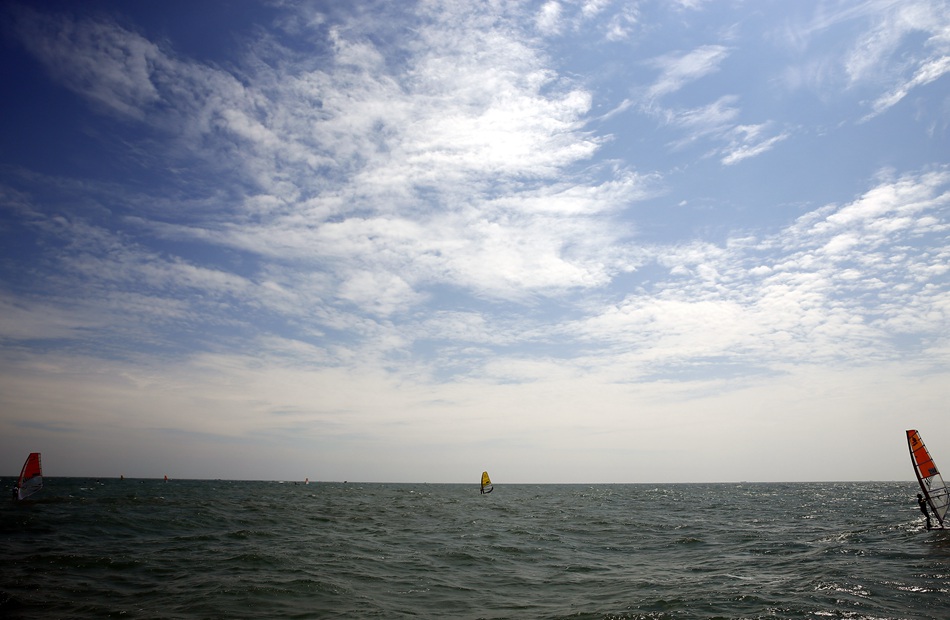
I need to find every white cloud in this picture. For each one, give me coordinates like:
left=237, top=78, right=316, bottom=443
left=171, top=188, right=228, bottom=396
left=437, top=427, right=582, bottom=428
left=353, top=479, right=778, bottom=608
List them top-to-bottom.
left=581, top=0, right=612, bottom=19
left=672, top=0, right=712, bottom=10
left=779, top=0, right=950, bottom=120
left=536, top=1, right=563, bottom=35
left=843, top=2, right=939, bottom=85
left=604, top=4, right=639, bottom=41
left=12, top=8, right=162, bottom=119
left=647, top=45, right=731, bottom=100
left=641, top=53, right=790, bottom=165
left=866, top=55, right=950, bottom=119
left=663, top=95, right=741, bottom=149
left=660, top=100, right=787, bottom=165
left=720, top=124, right=790, bottom=165
left=568, top=170, right=950, bottom=378
left=338, top=270, right=423, bottom=317
left=0, top=293, right=107, bottom=340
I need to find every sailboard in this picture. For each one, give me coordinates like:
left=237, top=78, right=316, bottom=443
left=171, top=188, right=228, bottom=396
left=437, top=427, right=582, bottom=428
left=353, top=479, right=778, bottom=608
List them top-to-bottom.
left=907, top=429, right=950, bottom=528
left=16, top=452, right=43, bottom=501
left=480, top=471, right=493, bottom=494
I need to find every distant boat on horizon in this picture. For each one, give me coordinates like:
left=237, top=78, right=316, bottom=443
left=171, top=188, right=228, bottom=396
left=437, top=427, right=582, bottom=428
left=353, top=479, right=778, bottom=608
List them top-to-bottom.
left=14, top=452, right=43, bottom=501
left=480, top=471, right=493, bottom=494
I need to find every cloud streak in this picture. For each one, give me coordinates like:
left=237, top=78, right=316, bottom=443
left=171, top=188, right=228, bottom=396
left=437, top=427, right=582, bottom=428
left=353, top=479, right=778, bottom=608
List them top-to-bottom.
left=647, top=45, right=731, bottom=100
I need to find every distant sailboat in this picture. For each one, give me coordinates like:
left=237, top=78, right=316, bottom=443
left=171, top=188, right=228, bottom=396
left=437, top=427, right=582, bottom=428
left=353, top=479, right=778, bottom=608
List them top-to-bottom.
left=907, top=429, right=950, bottom=528
left=15, top=452, right=43, bottom=501
left=480, top=471, right=493, bottom=494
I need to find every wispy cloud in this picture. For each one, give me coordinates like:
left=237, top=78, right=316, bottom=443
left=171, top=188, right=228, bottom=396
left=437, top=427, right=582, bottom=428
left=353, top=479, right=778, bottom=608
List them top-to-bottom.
left=533, top=0, right=634, bottom=40
left=778, top=0, right=950, bottom=121
left=11, top=7, right=163, bottom=119
left=637, top=45, right=793, bottom=166
left=646, top=45, right=731, bottom=100
left=865, top=55, right=950, bottom=120
left=663, top=95, right=742, bottom=148
left=657, top=97, right=789, bottom=165
left=719, top=124, right=790, bottom=165
left=573, top=169, right=950, bottom=377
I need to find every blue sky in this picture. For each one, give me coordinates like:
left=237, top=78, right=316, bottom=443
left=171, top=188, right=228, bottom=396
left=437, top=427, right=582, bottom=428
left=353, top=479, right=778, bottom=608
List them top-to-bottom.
left=1, top=0, right=948, bottom=483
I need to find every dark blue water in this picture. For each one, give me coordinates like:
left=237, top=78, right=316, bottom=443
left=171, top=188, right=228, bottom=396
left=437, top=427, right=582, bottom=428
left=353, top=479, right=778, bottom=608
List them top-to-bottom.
left=2, top=480, right=948, bottom=619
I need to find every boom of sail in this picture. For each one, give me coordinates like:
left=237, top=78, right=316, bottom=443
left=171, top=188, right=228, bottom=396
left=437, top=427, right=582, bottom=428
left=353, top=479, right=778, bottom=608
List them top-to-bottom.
left=907, top=429, right=950, bottom=527
left=17, top=452, right=43, bottom=501
left=480, top=471, right=493, bottom=494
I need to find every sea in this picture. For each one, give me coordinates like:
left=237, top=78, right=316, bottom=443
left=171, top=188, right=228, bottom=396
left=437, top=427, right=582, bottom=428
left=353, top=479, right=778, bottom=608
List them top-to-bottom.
left=2, top=480, right=949, bottom=619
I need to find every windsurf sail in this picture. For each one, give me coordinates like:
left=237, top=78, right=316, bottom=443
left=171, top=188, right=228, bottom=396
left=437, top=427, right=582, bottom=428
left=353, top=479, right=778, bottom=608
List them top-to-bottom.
left=907, top=429, right=950, bottom=527
left=16, top=452, right=43, bottom=501
left=480, top=471, right=493, bottom=494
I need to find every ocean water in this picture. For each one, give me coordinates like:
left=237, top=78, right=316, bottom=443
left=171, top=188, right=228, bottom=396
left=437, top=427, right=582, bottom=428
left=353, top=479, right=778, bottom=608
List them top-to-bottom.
left=2, top=480, right=949, bottom=619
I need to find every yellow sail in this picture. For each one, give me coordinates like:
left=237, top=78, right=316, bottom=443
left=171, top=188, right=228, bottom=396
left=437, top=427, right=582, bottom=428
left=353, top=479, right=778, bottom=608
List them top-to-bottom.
left=480, top=471, right=493, bottom=494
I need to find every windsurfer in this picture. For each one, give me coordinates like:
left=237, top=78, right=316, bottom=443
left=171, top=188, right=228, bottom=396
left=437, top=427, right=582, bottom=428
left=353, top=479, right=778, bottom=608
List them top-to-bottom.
left=11, top=484, right=18, bottom=500
left=918, top=493, right=932, bottom=530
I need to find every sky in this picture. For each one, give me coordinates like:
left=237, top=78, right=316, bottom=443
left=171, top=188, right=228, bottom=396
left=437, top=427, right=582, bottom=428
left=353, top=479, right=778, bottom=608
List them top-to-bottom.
left=1, top=0, right=948, bottom=483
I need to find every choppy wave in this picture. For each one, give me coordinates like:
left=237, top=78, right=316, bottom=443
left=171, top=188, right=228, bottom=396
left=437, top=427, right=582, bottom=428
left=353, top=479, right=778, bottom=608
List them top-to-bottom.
left=2, top=480, right=948, bottom=619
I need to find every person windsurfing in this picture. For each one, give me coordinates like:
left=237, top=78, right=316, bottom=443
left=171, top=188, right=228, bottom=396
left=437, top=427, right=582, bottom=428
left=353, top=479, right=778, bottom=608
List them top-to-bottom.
left=918, top=493, right=932, bottom=530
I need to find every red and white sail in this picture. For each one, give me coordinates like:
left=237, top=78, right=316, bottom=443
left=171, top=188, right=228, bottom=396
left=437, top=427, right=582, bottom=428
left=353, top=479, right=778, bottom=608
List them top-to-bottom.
left=907, top=430, right=950, bottom=526
left=17, top=452, right=43, bottom=501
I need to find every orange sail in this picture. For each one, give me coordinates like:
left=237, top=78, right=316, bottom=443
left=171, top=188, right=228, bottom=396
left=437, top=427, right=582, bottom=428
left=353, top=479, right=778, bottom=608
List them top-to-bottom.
left=907, top=430, right=950, bottom=526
